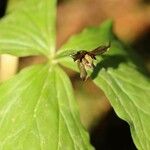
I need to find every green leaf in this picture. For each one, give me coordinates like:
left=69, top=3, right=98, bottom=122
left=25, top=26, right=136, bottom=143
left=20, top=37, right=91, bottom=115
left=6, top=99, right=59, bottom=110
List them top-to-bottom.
left=0, top=0, right=56, bottom=57
left=6, top=0, right=22, bottom=12
left=57, top=20, right=113, bottom=72
left=57, top=20, right=113, bottom=58
left=58, top=20, right=150, bottom=150
left=93, top=62, right=150, bottom=150
left=0, top=64, right=93, bottom=149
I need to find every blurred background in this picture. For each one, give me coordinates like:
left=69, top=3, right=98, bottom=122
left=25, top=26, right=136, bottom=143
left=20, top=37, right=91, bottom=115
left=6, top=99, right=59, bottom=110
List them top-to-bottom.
left=0, top=0, right=150, bottom=149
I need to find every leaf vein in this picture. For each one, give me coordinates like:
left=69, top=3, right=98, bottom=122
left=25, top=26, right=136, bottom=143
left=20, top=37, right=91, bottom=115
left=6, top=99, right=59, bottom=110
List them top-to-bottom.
left=60, top=73, right=88, bottom=148
left=109, top=74, right=150, bottom=149
left=99, top=75, right=144, bottom=150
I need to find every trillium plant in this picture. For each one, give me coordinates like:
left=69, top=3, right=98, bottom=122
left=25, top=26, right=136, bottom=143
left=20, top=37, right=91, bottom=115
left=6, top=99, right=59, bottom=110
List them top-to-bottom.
left=0, top=0, right=150, bottom=149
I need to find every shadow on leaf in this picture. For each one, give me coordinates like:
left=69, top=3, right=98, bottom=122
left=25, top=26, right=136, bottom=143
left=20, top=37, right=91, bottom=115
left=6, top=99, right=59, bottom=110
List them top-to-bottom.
left=91, top=54, right=127, bottom=79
